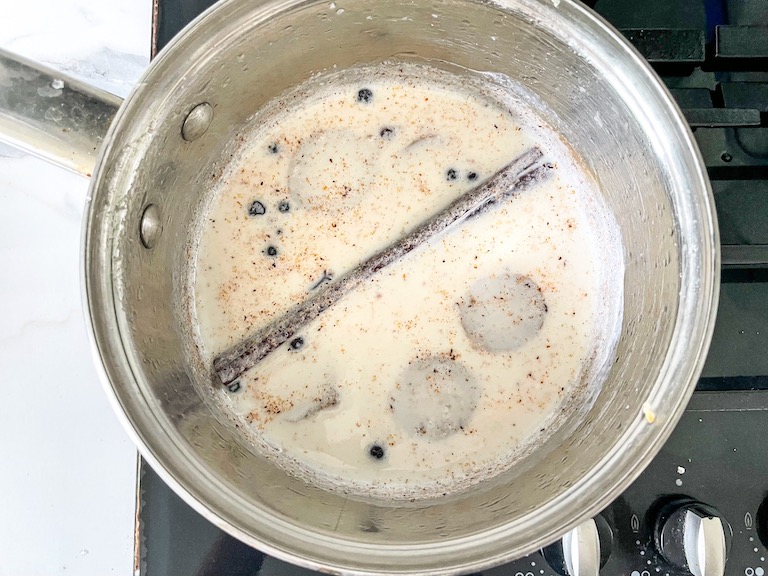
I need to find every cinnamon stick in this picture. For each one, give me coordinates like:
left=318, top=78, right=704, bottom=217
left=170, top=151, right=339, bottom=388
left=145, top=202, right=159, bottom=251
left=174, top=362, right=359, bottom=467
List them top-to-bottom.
left=213, top=147, right=552, bottom=385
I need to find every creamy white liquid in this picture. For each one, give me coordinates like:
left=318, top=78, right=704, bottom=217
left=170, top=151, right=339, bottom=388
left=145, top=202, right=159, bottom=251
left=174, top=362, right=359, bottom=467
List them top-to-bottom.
left=192, top=64, right=623, bottom=498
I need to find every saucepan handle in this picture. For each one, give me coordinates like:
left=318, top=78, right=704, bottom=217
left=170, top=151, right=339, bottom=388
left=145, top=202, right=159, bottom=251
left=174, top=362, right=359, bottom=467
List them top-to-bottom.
left=0, top=48, right=122, bottom=176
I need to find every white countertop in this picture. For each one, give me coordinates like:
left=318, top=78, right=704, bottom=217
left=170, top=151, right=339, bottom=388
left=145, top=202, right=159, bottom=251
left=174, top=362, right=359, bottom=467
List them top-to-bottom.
left=1, top=2, right=150, bottom=574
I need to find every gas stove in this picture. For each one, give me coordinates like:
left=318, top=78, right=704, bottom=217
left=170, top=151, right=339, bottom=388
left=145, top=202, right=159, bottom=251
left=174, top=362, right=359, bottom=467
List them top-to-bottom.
left=139, top=1, right=768, bottom=574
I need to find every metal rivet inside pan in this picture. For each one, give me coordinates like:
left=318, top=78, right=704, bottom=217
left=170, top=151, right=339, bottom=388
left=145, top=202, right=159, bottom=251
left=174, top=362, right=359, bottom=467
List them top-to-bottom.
left=181, top=102, right=213, bottom=141
left=139, top=204, right=162, bottom=249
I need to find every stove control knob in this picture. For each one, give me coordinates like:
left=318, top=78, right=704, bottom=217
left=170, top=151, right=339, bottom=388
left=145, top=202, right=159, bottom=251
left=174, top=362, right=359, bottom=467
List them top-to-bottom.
left=655, top=500, right=731, bottom=576
left=542, top=516, right=612, bottom=576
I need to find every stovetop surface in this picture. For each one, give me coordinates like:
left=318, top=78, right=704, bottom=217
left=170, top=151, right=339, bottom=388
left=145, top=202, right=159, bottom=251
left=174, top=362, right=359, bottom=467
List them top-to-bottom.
left=140, top=0, right=768, bottom=574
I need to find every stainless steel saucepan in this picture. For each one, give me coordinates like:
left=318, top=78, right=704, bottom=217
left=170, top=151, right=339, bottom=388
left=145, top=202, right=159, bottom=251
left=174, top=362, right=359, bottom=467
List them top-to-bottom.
left=0, top=0, right=719, bottom=573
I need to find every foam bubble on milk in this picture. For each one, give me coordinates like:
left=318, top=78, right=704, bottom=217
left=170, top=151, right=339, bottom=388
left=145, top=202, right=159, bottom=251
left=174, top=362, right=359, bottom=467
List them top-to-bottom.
left=190, top=62, right=624, bottom=499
